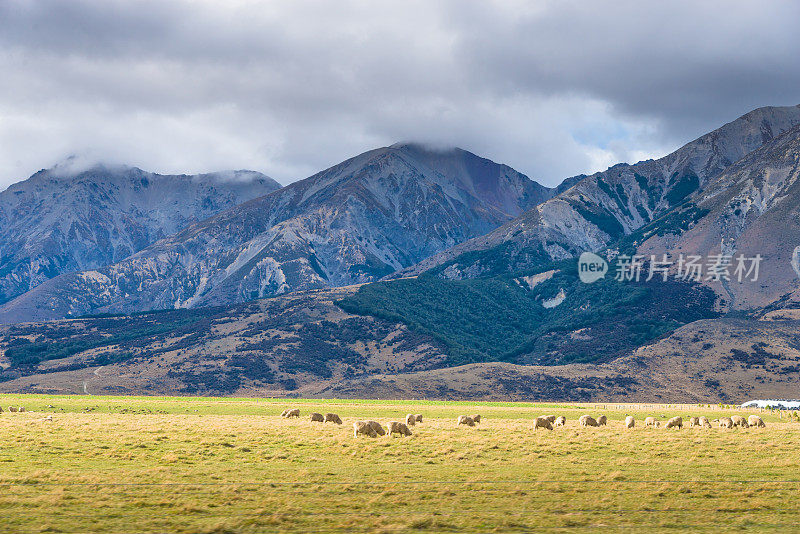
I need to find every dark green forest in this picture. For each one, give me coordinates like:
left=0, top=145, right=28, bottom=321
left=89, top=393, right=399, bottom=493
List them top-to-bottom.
left=338, top=259, right=719, bottom=367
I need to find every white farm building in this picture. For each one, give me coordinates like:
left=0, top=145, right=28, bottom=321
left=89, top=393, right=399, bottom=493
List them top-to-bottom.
left=741, top=399, right=800, bottom=410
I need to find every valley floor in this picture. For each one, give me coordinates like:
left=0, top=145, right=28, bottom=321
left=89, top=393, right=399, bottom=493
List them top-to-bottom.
left=1, top=395, right=799, bottom=533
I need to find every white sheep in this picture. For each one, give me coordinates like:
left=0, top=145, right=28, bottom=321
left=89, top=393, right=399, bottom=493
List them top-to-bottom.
left=283, top=408, right=300, bottom=418
left=324, top=413, right=342, bottom=425
left=458, top=415, right=475, bottom=427
left=579, top=415, right=599, bottom=427
left=730, top=415, right=749, bottom=428
left=747, top=415, right=766, bottom=428
left=533, top=416, right=553, bottom=430
left=554, top=416, right=566, bottom=427
left=625, top=416, right=635, bottom=429
left=664, top=416, right=682, bottom=430
left=698, top=416, right=712, bottom=428
left=644, top=417, right=660, bottom=428
left=688, top=417, right=700, bottom=428
left=716, top=417, right=733, bottom=429
left=366, top=420, right=386, bottom=436
left=353, top=421, right=377, bottom=438
left=388, top=421, right=412, bottom=437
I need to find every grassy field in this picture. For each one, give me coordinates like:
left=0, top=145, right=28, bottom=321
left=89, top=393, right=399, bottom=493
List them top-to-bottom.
left=0, top=395, right=799, bottom=533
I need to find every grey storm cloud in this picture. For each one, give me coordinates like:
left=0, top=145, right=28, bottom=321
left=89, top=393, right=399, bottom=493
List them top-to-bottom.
left=1, top=0, right=799, bottom=190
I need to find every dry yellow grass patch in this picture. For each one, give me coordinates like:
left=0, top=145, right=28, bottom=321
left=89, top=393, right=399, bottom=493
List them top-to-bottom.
left=0, top=395, right=798, bottom=532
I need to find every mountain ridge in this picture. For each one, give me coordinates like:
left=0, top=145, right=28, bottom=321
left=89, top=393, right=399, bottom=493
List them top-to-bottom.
left=393, top=104, right=800, bottom=279
left=633, top=121, right=800, bottom=309
left=0, top=144, right=552, bottom=323
left=0, top=162, right=281, bottom=305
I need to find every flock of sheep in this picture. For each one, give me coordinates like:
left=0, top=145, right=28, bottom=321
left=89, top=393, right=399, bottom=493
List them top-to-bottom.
left=3, top=405, right=769, bottom=433
left=281, top=407, right=423, bottom=437
left=280, top=408, right=767, bottom=437
left=538, top=413, right=765, bottom=430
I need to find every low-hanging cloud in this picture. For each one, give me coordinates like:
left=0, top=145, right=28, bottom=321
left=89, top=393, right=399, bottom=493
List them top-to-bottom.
left=1, top=0, right=798, bottom=190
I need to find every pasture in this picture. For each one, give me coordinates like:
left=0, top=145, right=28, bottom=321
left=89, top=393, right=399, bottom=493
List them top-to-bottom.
left=0, top=394, right=798, bottom=533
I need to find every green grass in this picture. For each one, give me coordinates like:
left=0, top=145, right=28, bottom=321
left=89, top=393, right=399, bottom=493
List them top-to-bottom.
left=1, top=394, right=798, bottom=533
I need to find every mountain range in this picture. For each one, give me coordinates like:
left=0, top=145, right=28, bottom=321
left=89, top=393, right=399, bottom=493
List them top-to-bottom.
left=3, top=105, right=800, bottom=401
left=397, top=105, right=800, bottom=284
left=0, top=144, right=551, bottom=322
left=0, top=162, right=280, bottom=305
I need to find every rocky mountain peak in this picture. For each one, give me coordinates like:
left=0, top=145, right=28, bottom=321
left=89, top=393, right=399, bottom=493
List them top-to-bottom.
left=394, top=105, right=800, bottom=279
left=0, top=144, right=553, bottom=322
left=0, top=163, right=281, bottom=305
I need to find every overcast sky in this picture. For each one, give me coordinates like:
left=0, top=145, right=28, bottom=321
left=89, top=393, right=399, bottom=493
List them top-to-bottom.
left=1, top=0, right=799, bottom=190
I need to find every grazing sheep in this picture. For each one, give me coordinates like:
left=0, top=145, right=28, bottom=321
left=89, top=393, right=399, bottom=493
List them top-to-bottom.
left=8, top=407, right=18, bottom=413
left=19, top=407, right=25, bottom=412
left=283, top=408, right=300, bottom=418
left=280, top=409, right=289, bottom=417
left=310, top=412, right=324, bottom=422
left=324, top=413, right=343, bottom=425
left=406, top=414, right=416, bottom=426
left=414, top=414, right=423, bottom=423
left=469, top=414, right=481, bottom=424
left=42, top=415, right=53, bottom=422
left=458, top=415, right=476, bottom=427
left=541, top=415, right=557, bottom=423
left=579, top=415, right=599, bottom=427
left=597, top=415, right=607, bottom=426
left=731, top=415, right=749, bottom=428
left=748, top=415, right=766, bottom=428
left=533, top=416, right=553, bottom=430
left=554, top=416, right=566, bottom=427
left=625, top=416, right=635, bottom=429
left=664, top=416, right=683, bottom=430
left=699, top=416, right=712, bottom=428
left=644, top=417, right=660, bottom=428
left=689, top=417, right=700, bottom=428
left=716, top=417, right=733, bottom=429
left=366, top=420, right=386, bottom=436
left=353, top=421, right=377, bottom=438
left=388, top=421, right=413, bottom=437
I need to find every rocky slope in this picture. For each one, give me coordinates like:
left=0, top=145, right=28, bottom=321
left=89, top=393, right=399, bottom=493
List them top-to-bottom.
left=397, top=105, right=800, bottom=279
left=634, top=122, right=800, bottom=310
left=0, top=144, right=551, bottom=323
left=0, top=162, right=281, bottom=305
left=2, top=284, right=798, bottom=402
left=0, top=286, right=449, bottom=395
left=299, top=317, right=800, bottom=403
